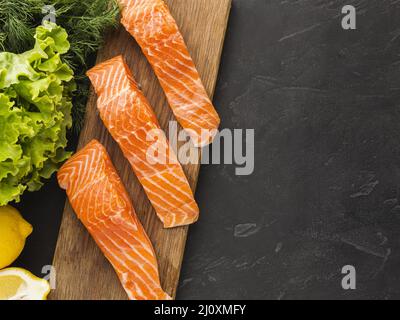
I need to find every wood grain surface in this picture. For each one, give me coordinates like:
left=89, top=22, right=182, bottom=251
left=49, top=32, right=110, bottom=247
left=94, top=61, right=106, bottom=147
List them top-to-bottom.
left=51, top=0, right=232, bottom=300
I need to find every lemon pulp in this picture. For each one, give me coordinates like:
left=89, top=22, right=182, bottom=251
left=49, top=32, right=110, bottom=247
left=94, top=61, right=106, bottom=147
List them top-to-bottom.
left=0, top=268, right=50, bottom=300
left=0, top=275, right=25, bottom=299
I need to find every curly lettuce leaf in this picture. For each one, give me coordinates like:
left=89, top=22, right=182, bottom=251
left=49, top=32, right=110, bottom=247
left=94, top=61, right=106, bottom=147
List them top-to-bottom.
left=0, top=22, right=74, bottom=205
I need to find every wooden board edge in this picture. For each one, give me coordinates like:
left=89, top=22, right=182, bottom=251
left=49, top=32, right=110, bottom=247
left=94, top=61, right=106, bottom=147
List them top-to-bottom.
left=168, top=0, right=233, bottom=299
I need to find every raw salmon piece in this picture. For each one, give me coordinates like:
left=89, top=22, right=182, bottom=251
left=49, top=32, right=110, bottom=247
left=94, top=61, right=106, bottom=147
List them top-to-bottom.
left=119, top=0, right=220, bottom=147
left=87, top=56, right=199, bottom=228
left=58, top=140, right=171, bottom=300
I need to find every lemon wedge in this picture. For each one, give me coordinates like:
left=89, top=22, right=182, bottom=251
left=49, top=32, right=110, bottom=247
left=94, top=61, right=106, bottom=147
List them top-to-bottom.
left=0, top=268, right=50, bottom=300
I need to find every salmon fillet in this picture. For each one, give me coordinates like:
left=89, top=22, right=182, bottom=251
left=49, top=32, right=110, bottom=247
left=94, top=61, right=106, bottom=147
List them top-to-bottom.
left=119, top=0, right=220, bottom=147
left=87, top=56, right=199, bottom=228
left=58, top=140, right=171, bottom=300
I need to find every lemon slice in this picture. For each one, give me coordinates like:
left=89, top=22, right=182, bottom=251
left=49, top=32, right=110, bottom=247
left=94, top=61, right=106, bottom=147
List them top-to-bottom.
left=0, top=268, right=50, bottom=300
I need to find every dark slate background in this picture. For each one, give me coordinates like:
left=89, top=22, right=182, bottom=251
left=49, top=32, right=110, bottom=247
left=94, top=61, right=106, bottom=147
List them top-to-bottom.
left=15, top=0, right=400, bottom=300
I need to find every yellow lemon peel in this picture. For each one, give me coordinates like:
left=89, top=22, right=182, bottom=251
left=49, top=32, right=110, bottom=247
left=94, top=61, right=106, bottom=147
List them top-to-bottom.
left=0, top=206, right=33, bottom=269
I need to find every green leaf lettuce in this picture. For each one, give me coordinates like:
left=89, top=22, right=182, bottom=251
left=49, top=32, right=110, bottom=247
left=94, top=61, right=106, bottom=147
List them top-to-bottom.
left=0, top=22, right=74, bottom=205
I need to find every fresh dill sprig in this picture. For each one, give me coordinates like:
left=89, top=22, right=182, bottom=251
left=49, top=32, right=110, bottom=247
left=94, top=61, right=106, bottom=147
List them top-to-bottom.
left=0, top=0, right=120, bottom=132
left=0, top=0, right=44, bottom=52
left=52, top=0, right=120, bottom=69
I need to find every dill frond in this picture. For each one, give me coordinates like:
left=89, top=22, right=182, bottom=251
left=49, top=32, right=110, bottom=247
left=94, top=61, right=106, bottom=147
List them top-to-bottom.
left=0, top=0, right=45, bottom=52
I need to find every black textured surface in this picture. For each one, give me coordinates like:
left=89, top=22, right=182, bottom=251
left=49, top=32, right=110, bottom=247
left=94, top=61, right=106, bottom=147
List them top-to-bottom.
left=17, top=0, right=400, bottom=300
left=178, top=0, right=400, bottom=300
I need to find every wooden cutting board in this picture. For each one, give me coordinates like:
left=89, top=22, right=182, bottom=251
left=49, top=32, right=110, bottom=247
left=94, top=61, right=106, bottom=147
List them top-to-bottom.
left=51, top=0, right=232, bottom=300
